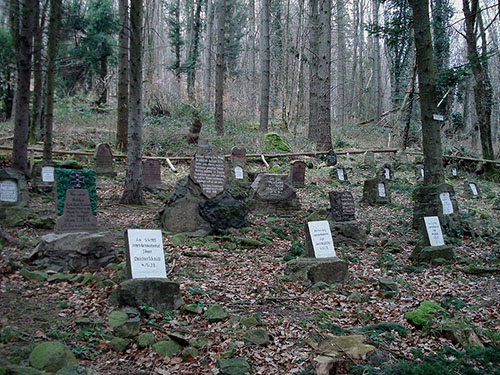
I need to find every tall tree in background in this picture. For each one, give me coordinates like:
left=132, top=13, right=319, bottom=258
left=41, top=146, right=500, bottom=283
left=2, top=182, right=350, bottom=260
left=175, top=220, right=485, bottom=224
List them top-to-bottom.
left=10, top=0, right=37, bottom=174
left=30, top=0, right=46, bottom=143
left=43, top=0, right=62, bottom=163
left=116, top=0, right=129, bottom=152
left=121, top=0, right=144, bottom=205
left=166, top=0, right=182, bottom=96
left=185, top=0, right=203, bottom=102
left=203, top=0, right=214, bottom=106
left=214, top=0, right=225, bottom=135
left=248, top=0, right=256, bottom=112
left=259, top=0, right=270, bottom=132
left=308, top=0, right=319, bottom=142
left=316, top=0, right=332, bottom=150
left=336, top=0, right=347, bottom=126
left=372, top=0, right=382, bottom=124
left=463, top=0, right=495, bottom=163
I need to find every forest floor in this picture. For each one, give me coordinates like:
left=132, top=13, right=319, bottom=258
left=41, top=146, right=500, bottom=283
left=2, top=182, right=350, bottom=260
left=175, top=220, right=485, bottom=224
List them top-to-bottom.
left=1, top=147, right=499, bottom=374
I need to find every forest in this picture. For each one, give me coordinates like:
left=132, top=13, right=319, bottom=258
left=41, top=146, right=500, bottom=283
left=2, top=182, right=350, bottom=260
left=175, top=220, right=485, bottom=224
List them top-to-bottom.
left=0, top=0, right=499, bottom=374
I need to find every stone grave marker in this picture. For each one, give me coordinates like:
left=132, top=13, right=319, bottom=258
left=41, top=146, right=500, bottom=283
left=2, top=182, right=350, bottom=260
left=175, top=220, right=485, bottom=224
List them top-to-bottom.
left=95, top=143, right=116, bottom=177
left=190, top=145, right=227, bottom=199
left=231, top=146, right=246, bottom=166
left=326, top=150, right=337, bottom=167
left=363, top=151, right=376, bottom=167
left=142, top=159, right=162, bottom=186
left=290, top=160, right=306, bottom=188
left=32, top=161, right=56, bottom=191
left=379, top=164, right=393, bottom=180
left=415, top=164, right=425, bottom=181
left=330, top=165, right=348, bottom=182
left=42, top=166, right=55, bottom=182
left=234, top=166, right=244, bottom=179
left=451, top=166, right=458, bottom=178
left=0, top=168, right=29, bottom=224
left=55, top=169, right=97, bottom=218
left=250, top=173, right=299, bottom=213
left=361, top=178, right=391, bottom=204
left=0, top=180, right=17, bottom=203
left=466, top=181, right=480, bottom=197
left=56, top=189, right=97, bottom=232
left=329, top=191, right=355, bottom=222
left=439, top=192, right=454, bottom=215
left=424, top=216, right=445, bottom=247
left=306, top=221, right=336, bottom=258
left=125, top=229, right=167, bottom=278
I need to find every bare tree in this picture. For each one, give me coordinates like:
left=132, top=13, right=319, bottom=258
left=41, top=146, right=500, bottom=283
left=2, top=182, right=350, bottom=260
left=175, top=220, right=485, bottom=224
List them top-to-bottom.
left=116, top=0, right=128, bottom=152
left=214, top=0, right=225, bottom=135
left=259, top=0, right=270, bottom=132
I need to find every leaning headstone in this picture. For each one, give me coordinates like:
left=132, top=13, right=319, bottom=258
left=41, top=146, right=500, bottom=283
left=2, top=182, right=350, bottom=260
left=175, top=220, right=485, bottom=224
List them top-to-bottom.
left=95, top=143, right=116, bottom=177
left=189, top=144, right=227, bottom=199
left=326, top=150, right=337, bottom=167
left=363, top=151, right=376, bottom=167
left=290, top=160, right=306, bottom=188
left=31, top=161, right=56, bottom=192
left=330, top=165, right=348, bottom=183
left=449, top=165, right=459, bottom=178
left=0, top=168, right=29, bottom=225
left=249, top=173, right=300, bottom=213
left=361, top=178, right=391, bottom=204
left=465, top=181, right=480, bottom=198
left=327, top=191, right=367, bottom=247
left=410, top=216, right=454, bottom=263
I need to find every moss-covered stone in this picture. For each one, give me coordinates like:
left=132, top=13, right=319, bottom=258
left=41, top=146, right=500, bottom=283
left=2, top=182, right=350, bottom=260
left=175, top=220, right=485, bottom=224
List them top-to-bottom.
left=263, top=132, right=292, bottom=153
left=169, top=233, right=187, bottom=247
left=235, top=237, right=263, bottom=248
left=20, top=268, right=48, bottom=282
left=47, top=273, right=75, bottom=282
left=405, top=301, right=445, bottom=326
left=181, top=304, right=203, bottom=314
left=203, top=305, right=228, bottom=322
left=240, top=316, right=259, bottom=327
left=243, top=328, right=270, bottom=346
left=136, top=332, right=155, bottom=348
left=108, top=337, right=130, bottom=352
left=153, top=340, right=182, bottom=357
left=29, top=342, right=77, bottom=372
left=182, top=347, right=199, bottom=361
left=216, top=358, right=251, bottom=375
left=0, top=365, right=49, bottom=375
left=55, top=365, right=97, bottom=375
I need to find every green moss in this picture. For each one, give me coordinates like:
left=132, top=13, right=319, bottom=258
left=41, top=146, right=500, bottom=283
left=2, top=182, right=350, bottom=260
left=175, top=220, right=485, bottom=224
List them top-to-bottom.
left=263, top=132, right=292, bottom=153
left=55, top=169, right=97, bottom=216
left=405, top=301, right=445, bottom=326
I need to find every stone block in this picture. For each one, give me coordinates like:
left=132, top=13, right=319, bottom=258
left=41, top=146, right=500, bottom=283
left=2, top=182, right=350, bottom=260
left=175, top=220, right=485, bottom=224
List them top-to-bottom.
left=285, top=257, right=348, bottom=284
left=117, top=278, right=183, bottom=311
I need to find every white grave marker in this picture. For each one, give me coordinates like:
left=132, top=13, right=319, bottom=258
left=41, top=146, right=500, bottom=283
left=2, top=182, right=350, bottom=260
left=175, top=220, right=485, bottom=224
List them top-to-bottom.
left=433, top=114, right=444, bottom=121
left=41, top=166, right=55, bottom=182
left=234, top=166, right=244, bottom=179
left=337, top=168, right=345, bottom=181
left=384, top=168, right=391, bottom=180
left=420, top=168, right=424, bottom=178
left=452, top=168, right=457, bottom=177
left=0, top=180, right=18, bottom=202
left=378, top=183, right=386, bottom=197
left=469, top=183, right=478, bottom=196
left=440, top=192, right=454, bottom=215
left=424, top=216, right=445, bottom=246
left=307, top=221, right=336, bottom=258
left=126, top=229, right=167, bottom=278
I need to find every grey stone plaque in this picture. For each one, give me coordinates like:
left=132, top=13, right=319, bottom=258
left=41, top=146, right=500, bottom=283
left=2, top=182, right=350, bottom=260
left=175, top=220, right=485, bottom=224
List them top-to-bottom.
left=190, top=152, right=227, bottom=198
left=143, top=159, right=162, bottom=185
left=56, top=189, right=97, bottom=232
left=329, top=191, right=356, bottom=222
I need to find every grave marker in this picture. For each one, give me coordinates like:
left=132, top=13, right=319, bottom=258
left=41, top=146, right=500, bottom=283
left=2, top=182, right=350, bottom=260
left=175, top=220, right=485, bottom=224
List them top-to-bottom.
left=95, top=143, right=116, bottom=177
left=190, top=146, right=227, bottom=199
left=231, top=147, right=246, bottom=166
left=326, top=150, right=337, bottom=167
left=142, top=159, right=162, bottom=186
left=290, top=160, right=306, bottom=187
left=42, top=166, right=55, bottom=183
left=234, top=166, right=244, bottom=179
left=337, top=168, right=345, bottom=181
left=384, top=168, right=391, bottom=180
left=55, top=169, right=97, bottom=217
left=361, top=178, right=391, bottom=204
left=0, top=180, right=17, bottom=202
left=469, top=182, right=478, bottom=196
left=378, top=183, right=387, bottom=197
left=56, top=189, right=97, bottom=232
left=329, top=191, right=355, bottom=222
left=439, top=192, right=454, bottom=215
left=424, top=216, right=445, bottom=247
left=307, top=221, right=336, bottom=258
left=125, top=229, right=167, bottom=279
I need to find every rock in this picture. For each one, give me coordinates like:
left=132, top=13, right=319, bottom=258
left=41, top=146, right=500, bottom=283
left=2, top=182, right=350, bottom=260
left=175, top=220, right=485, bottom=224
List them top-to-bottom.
left=263, top=132, right=292, bottom=153
left=362, top=151, right=376, bottom=168
left=60, top=160, right=84, bottom=169
left=249, top=174, right=300, bottom=214
left=361, top=178, right=391, bottom=205
left=198, top=198, right=248, bottom=230
left=327, top=221, right=367, bottom=248
left=32, top=231, right=115, bottom=272
left=169, top=233, right=187, bottom=247
left=236, top=237, right=264, bottom=248
left=410, top=245, right=455, bottom=263
left=285, top=258, right=348, bottom=284
left=19, top=268, right=48, bottom=282
left=47, top=273, right=75, bottom=282
left=378, top=277, right=399, bottom=298
left=117, top=279, right=183, bottom=311
left=310, top=281, right=330, bottom=291
left=405, top=301, right=445, bottom=326
left=181, top=304, right=203, bottom=314
left=203, top=304, right=228, bottom=322
left=108, top=310, right=140, bottom=338
left=108, top=310, right=128, bottom=327
left=240, top=316, right=260, bottom=327
left=441, top=326, right=483, bottom=347
left=243, top=328, right=270, bottom=346
left=136, top=332, right=155, bottom=348
left=167, top=332, right=189, bottom=347
left=316, top=335, right=376, bottom=360
left=108, top=337, right=130, bottom=352
left=189, top=337, right=208, bottom=348
left=153, top=340, right=182, bottom=357
left=29, top=342, right=77, bottom=373
left=182, top=347, right=199, bottom=361
left=366, top=349, right=390, bottom=366
left=312, top=356, right=340, bottom=375
left=216, top=358, right=251, bottom=375
left=0, top=365, right=49, bottom=375
left=55, top=365, right=97, bottom=375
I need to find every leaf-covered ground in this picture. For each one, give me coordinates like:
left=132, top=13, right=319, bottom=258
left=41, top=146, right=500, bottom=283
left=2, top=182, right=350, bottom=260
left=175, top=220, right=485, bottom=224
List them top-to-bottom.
left=1, top=153, right=499, bottom=374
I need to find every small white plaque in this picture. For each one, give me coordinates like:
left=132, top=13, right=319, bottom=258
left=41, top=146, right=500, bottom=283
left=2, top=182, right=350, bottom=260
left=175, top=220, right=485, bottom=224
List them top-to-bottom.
left=433, top=114, right=444, bottom=121
left=41, top=166, right=55, bottom=182
left=234, top=166, right=244, bottom=179
left=337, top=168, right=345, bottom=181
left=384, top=168, right=390, bottom=180
left=452, top=168, right=457, bottom=177
left=420, top=169, right=425, bottom=178
left=0, top=180, right=18, bottom=202
left=378, top=183, right=386, bottom=197
left=469, top=183, right=478, bottom=196
left=440, top=192, right=454, bottom=215
left=424, top=216, right=445, bottom=247
left=307, top=221, right=336, bottom=258
left=127, top=229, right=167, bottom=279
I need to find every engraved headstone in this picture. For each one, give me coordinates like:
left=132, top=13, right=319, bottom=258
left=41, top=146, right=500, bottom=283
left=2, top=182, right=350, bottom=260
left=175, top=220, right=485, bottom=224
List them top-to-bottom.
left=95, top=143, right=116, bottom=177
left=190, top=146, right=227, bottom=199
left=231, top=147, right=246, bottom=166
left=326, top=150, right=337, bottom=167
left=363, top=151, right=376, bottom=167
left=142, top=159, right=162, bottom=186
left=290, top=160, right=306, bottom=188
left=416, top=164, right=425, bottom=180
left=42, top=166, right=55, bottom=183
left=234, top=166, right=244, bottom=179
left=384, top=167, right=391, bottom=180
left=452, top=167, right=458, bottom=177
left=0, top=168, right=28, bottom=208
left=337, top=168, right=345, bottom=181
left=55, top=169, right=97, bottom=217
left=250, top=173, right=300, bottom=213
left=255, top=174, right=288, bottom=200
left=361, top=178, right=391, bottom=204
left=0, top=180, right=17, bottom=202
left=469, top=182, right=479, bottom=196
left=378, top=183, right=386, bottom=197
left=56, top=189, right=97, bottom=232
left=329, top=191, right=355, bottom=222
left=440, top=192, right=454, bottom=215
left=424, top=216, right=445, bottom=247
left=307, top=221, right=336, bottom=258
left=125, top=229, right=167, bottom=279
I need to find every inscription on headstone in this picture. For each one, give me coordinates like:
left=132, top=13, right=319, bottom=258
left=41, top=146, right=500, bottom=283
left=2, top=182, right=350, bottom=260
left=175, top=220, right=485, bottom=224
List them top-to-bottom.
left=326, top=150, right=337, bottom=167
left=191, top=153, right=226, bottom=198
left=142, top=159, right=162, bottom=185
left=290, top=160, right=306, bottom=187
left=234, top=166, right=244, bottom=179
left=41, top=167, right=55, bottom=183
left=337, top=168, right=345, bottom=181
left=384, top=168, right=391, bottom=180
left=452, top=168, right=457, bottom=177
left=56, top=169, right=97, bottom=217
left=258, top=174, right=286, bottom=199
left=0, top=180, right=17, bottom=202
left=378, top=183, right=386, bottom=197
left=469, top=183, right=478, bottom=196
left=56, top=189, right=97, bottom=232
left=329, top=191, right=356, bottom=222
left=440, top=192, right=454, bottom=215
left=424, top=216, right=445, bottom=247
left=307, top=221, right=336, bottom=258
left=126, top=229, right=167, bottom=279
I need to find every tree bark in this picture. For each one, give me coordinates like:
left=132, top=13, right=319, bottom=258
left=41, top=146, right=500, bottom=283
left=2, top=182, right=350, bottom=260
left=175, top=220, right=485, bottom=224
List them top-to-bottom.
left=10, top=0, right=37, bottom=174
left=43, top=0, right=62, bottom=163
left=116, top=0, right=129, bottom=152
left=120, top=0, right=145, bottom=205
left=203, top=0, right=214, bottom=106
left=214, top=0, right=225, bottom=136
left=248, top=0, right=256, bottom=112
left=259, top=0, right=270, bottom=132
left=308, top=0, right=319, bottom=142
left=336, top=0, right=346, bottom=126
left=372, top=0, right=382, bottom=125
left=409, top=0, right=444, bottom=184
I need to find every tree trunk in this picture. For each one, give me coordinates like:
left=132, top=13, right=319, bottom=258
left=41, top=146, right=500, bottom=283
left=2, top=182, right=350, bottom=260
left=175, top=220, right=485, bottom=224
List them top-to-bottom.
left=10, top=0, right=37, bottom=174
left=43, top=0, right=62, bottom=163
left=116, top=0, right=129, bottom=152
left=120, top=0, right=145, bottom=205
left=186, top=0, right=202, bottom=103
left=203, top=0, right=214, bottom=106
left=214, top=0, right=225, bottom=136
left=248, top=0, right=256, bottom=113
left=259, top=0, right=270, bottom=132
left=308, top=0, right=319, bottom=142
left=316, top=0, right=332, bottom=151
left=336, top=0, right=346, bottom=126
left=372, top=0, right=382, bottom=125
left=409, top=0, right=444, bottom=184
left=97, top=55, right=108, bottom=106
left=401, top=57, right=417, bottom=150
